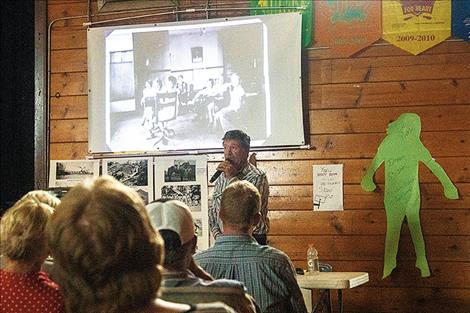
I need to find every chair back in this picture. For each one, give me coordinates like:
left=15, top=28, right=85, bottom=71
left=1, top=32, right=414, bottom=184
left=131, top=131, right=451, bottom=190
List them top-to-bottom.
left=156, top=91, right=178, bottom=122
left=160, top=286, right=258, bottom=313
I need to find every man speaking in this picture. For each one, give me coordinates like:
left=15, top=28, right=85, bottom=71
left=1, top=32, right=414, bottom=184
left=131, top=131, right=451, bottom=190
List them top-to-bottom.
left=209, top=130, right=269, bottom=244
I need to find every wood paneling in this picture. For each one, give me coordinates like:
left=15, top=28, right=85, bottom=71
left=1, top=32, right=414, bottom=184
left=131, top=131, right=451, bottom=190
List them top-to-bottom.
left=47, top=1, right=470, bottom=312
left=50, top=28, right=87, bottom=50
left=307, top=40, right=470, bottom=59
left=51, top=49, right=87, bottom=73
left=309, top=53, right=470, bottom=84
left=50, top=72, right=87, bottom=96
left=309, top=79, right=470, bottom=109
left=50, top=95, right=88, bottom=119
left=310, top=105, right=470, bottom=134
left=50, top=119, right=87, bottom=142
left=50, top=142, right=88, bottom=160
left=269, top=210, right=470, bottom=235
left=269, top=235, right=469, bottom=261
left=337, top=287, right=470, bottom=313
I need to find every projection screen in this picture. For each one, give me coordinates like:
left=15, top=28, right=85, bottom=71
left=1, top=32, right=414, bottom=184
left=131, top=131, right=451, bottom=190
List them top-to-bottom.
left=88, top=12, right=304, bottom=154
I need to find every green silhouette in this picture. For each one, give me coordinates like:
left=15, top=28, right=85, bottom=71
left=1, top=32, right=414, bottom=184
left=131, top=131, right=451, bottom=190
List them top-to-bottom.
left=361, top=113, right=459, bottom=278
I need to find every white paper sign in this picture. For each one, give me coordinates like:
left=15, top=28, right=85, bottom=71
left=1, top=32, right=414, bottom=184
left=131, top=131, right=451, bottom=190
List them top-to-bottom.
left=313, top=164, right=343, bottom=211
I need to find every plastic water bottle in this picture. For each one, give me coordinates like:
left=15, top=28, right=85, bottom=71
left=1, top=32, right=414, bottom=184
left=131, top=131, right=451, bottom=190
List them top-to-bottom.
left=307, top=244, right=319, bottom=275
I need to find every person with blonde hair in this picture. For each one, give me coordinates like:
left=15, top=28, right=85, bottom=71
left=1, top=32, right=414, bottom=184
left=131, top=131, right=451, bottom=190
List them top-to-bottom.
left=47, top=175, right=235, bottom=313
left=195, top=181, right=307, bottom=313
left=0, top=190, right=65, bottom=313
left=147, top=199, right=258, bottom=313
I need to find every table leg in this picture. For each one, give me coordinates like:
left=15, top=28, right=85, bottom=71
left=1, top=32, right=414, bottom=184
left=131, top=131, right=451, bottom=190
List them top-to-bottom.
left=338, top=289, right=343, bottom=313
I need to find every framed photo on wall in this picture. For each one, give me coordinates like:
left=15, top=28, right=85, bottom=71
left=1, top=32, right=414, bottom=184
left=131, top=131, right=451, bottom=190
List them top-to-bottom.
left=191, top=46, right=203, bottom=63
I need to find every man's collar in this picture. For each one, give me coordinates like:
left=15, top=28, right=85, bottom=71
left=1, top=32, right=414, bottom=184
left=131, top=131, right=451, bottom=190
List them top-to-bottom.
left=215, top=234, right=257, bottom=244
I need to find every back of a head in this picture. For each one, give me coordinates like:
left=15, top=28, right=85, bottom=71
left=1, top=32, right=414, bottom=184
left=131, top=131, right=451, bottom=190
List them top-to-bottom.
left=47, top=175, right=163, bottom=313
left=220, top=181, right=260, bottom=230
left=17, top=190, right=61, bottom=209
left=0, top=191, right=57, bottom=263
left=146, top=200, right=195, bottom=269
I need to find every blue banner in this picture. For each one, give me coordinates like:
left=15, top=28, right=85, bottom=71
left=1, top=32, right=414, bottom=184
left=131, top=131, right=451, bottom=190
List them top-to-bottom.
left=452, top=0, right=470, bottom=40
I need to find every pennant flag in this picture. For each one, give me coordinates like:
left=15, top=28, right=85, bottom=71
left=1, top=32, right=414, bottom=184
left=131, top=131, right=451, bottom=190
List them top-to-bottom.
left=250, top=0, right=313, bottom=48
left=314, top=0, right=382, bottom=57
left=383, top=0, right=451, bottom=55
left=452, top=0, right=470, bottom=41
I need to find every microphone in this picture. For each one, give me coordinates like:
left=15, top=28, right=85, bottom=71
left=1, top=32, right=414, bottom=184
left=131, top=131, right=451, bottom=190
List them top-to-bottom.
left=210, top=159, right=232, bottom=183
left=209, top=170, right=223, bottom=183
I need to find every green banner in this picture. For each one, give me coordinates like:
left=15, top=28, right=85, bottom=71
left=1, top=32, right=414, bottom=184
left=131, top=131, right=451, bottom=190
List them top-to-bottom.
left=250, top=0, right=313, bottom=48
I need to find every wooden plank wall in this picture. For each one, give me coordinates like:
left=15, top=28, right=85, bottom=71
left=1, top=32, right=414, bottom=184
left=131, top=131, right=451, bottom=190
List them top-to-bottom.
left=47, top=1, right=470, bottom=312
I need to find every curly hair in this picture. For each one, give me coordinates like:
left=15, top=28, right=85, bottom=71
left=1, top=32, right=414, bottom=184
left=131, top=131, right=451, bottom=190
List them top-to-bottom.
left=46, top=176, right=164, bottom=313
left=0, top=191, right=58, bottom=262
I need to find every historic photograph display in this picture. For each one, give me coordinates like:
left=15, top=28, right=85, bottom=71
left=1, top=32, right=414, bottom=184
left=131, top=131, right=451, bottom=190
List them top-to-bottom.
left=154, top=155, right=209, bottom=250
left=102, top=157, right=154, bottom=204
left=164, top=159, right=196, bottom=182
left=49, top=160, right=100, bottom=187
left=161, top=184, right=201, bottom=211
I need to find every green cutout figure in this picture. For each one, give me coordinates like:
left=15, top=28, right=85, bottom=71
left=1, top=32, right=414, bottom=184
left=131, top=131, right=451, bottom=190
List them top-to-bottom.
left=361, top=113, right=459, bottom=278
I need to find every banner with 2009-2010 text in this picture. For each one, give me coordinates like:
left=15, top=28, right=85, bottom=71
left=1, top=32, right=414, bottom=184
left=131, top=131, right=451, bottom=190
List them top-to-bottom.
left=250, top=0, right=313, bottom=48
left=383, top=0, right=451, bottom=55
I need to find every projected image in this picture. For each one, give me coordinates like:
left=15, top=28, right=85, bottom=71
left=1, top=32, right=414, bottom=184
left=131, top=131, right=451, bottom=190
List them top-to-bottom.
left=89, top=13, right=304, bottom=153
left=106, top=21, right=266, bottom=151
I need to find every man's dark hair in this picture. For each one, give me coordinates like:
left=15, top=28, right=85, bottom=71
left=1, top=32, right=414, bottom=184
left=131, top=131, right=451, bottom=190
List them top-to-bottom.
left=222, top=130, right=250, bottom=150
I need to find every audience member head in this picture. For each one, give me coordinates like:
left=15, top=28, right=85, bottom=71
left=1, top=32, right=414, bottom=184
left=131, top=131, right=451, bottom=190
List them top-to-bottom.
left=222, top=130, right=250, bottom=171
left=47, top=175, right=164, bottom=313
left=219, top=181, right=261, bottom=234
left=17, top=190, right=61, bottom=209
left=1, top=191, right=59, bottom=269
left=147, top=199, right=196, bottom=272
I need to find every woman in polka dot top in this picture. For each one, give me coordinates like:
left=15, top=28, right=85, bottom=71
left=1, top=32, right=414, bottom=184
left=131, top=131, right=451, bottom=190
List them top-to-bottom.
left=0, top=191, right=65, bottom=313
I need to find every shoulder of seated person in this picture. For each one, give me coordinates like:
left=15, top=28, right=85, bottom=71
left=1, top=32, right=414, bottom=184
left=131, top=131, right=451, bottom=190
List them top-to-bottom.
left=258, top=245, right=292, bottom=261
left=208, top=278, right=245, bottom=289
left=190, top=301, right=237, bottom=313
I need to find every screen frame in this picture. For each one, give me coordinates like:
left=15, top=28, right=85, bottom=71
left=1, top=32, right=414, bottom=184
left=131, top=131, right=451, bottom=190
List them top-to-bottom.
left=88, top=13, right=306, bottom=156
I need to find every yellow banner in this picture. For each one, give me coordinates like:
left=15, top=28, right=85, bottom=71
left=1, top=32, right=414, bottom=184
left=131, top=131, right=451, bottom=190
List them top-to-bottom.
left=382, top=0, right=451, bottom=55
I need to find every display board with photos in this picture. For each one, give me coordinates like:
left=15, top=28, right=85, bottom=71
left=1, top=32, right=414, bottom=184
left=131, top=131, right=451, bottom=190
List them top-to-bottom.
left=49, top=155, right=209, bottom=250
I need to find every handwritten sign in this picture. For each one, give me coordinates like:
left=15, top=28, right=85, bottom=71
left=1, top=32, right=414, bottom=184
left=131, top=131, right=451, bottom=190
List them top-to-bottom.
left=313, top=164, right=343, bottom=211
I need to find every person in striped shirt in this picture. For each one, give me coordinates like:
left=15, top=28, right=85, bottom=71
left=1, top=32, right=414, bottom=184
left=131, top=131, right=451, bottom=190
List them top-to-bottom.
left=209, top=129, right=269, bottom=245
left=195, top=181, right=307, bottom=313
